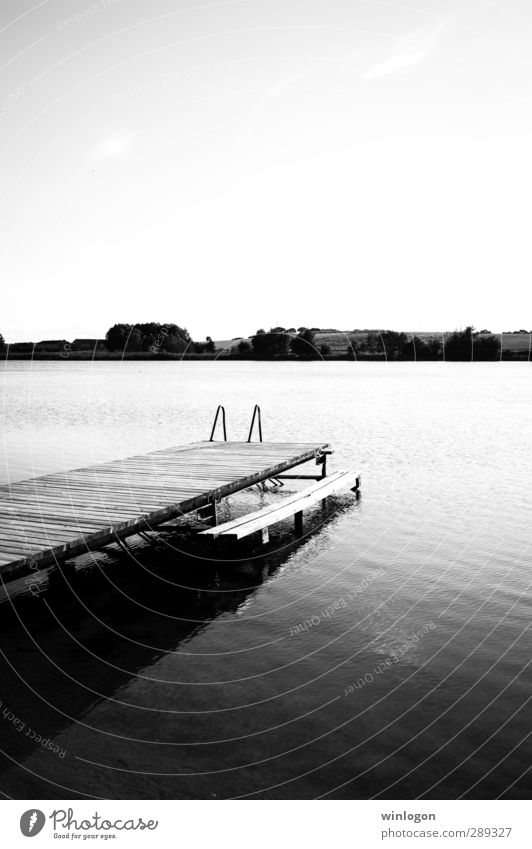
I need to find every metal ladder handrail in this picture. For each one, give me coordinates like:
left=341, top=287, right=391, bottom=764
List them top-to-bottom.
left=247, top=404, right=263, bottom=442
left=209, top=405, right=227, bottom=441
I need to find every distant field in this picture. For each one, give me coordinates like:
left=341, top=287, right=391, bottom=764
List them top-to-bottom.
left=500, top=333, right=531, bottom=353
left=211, top=338, right=243, bottom=353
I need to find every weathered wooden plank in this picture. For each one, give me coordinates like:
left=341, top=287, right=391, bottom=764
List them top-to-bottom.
left=0, top=512, right=115, bottom=530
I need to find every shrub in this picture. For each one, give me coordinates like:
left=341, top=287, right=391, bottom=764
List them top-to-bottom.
left=290, top=329, right=317, bottom=357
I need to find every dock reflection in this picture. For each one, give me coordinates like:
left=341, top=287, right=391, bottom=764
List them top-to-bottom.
left=0, top=496, right=358, bottom=793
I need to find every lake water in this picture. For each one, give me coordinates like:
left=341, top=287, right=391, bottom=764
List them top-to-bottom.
left=0, top=360, right=530, bottom=799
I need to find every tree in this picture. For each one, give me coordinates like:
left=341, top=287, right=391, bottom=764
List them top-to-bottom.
left=105, top=323, right=131, bottom=351
left=105, top=323, right=191, bottom=353
left=137, top=323, right=190, bottom=352
left=444, top=326, right=474, bottom=360
left=445, top=326, right=500, bottom=360
left=124, top=328, right=143, bottom=351
left=290, top=329, right=316, bottom=357
left=363, top=330, right=424, bottom=359
left=363, top=330, right=411, bottom=359
left=381, top=330, right=411, bottom=359
left=365, top=331, right=384, bottom=354
left=251, top=332, right=289, bottom=356
left=0, top=333, right=5, bottom=353
left=166, top=333, right=189, bottom=353
left=474, top=333, right=500, bottom=360
left=414, top=335, right=442, bottom=360
left=205, top=336, right=216, bottom=353
left=237, top=339, right=251, bottom=354
left=319, top=342, right=331, bottom=356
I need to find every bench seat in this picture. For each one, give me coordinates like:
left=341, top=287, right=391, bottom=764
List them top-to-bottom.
left=199, top=470, right=360, bottom=542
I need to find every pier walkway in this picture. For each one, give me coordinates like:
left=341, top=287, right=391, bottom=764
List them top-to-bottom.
left=0, top=440, right=329, bottom=578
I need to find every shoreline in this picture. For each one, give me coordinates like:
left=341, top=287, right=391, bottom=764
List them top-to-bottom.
left=1, top=351, right=529, bottom=362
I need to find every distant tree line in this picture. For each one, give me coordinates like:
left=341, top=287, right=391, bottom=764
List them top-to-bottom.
left=104, top=323, right=216, bottom=354
left=1, top=325, right=524, bottom=361
left=231, top=326, right=503, bottom=360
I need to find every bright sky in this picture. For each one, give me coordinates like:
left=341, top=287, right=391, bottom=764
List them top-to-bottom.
left=1, top=0, right=531, bottom=342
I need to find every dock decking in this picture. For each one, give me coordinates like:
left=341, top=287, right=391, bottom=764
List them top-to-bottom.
left=0, top=440, right=329, bottom=578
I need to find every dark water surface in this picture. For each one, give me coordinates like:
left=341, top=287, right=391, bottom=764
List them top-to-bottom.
left=0, top=361, right=530, bottom=799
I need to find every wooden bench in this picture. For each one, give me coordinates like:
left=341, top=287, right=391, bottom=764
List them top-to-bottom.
left=199, top=470, right=360, bottom=544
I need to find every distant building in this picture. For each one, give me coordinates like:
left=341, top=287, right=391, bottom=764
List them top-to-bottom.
left=71, top=338, right=106, bottom=351
left=35, top=340, right=70, bottom=352
left=8, top=342, right=35, bottom=352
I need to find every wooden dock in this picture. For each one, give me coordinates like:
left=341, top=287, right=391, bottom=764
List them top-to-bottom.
left=0, top=440, right=329, bottom=578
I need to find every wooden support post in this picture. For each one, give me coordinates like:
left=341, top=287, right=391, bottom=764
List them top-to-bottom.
left=316, top=452, right=328, bottom=479
left=351, top=475, right=361, bottom=492
left=197, top=499, right=218, bottom=526
left=294, top=510, right=303, bottom=534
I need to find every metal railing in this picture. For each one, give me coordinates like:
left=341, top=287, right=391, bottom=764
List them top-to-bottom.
left=209, top=404, right=263, bottom=442
left=247, top=404, right=263, bottom=442
left=209, top=405, right=227, bottom=441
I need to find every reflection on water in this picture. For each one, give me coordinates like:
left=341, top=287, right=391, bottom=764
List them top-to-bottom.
left=0, top=361, right=530, bottom=798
